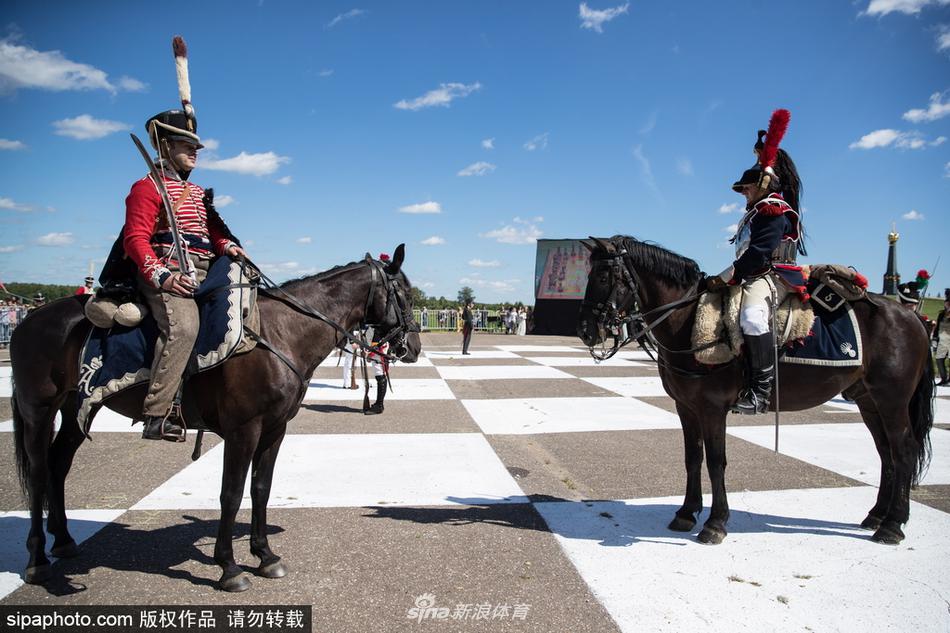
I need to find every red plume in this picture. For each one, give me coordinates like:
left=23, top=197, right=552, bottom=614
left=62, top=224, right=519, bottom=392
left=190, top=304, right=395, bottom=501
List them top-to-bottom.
left=172, top=36, right=187, bottom=59
left=760, top=109, right=790, bottom=169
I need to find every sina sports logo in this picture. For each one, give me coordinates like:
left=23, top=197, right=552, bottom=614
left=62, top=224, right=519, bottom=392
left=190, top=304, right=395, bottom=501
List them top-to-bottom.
left=407, top=593, right=450, bottom=622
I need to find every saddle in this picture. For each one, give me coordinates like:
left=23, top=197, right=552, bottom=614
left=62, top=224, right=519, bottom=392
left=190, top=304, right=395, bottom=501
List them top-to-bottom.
left=77, top=256, right=260, bottom=434
left=692, top=264, right=868, bottom=366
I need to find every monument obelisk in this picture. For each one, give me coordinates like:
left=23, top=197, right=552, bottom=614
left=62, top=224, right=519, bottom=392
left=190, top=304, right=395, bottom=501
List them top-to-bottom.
left=883, top=224, right=900, bottom=295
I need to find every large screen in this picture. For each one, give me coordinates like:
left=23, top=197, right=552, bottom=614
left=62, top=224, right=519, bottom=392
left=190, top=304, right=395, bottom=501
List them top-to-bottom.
left=534, top=239, right=592, bottom=300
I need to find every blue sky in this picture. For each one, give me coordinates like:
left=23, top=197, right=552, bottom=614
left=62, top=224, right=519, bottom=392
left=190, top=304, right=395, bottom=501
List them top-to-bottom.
left=1, top=0, right=948, bottom=303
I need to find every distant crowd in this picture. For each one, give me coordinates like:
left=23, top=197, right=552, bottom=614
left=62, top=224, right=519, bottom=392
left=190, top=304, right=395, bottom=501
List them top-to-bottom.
left=416, top=305, right=532, bottom=334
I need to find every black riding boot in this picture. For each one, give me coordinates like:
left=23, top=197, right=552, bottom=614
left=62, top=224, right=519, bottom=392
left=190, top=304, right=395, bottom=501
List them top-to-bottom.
left=732, top=333, right=775, bottom=415
left=938, top=358, right=949, bottom=386
left=364, top=376, right=387, bottom=415
left=142, top=412, right=185, bottom=441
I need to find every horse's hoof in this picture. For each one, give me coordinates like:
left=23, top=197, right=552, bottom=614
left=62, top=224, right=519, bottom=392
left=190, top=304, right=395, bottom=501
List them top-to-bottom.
left=860, top=514, right=884, bottom=531
left=668, top=516, right=696, bottom=532
left=871, top=524, right=905, bottom=545
left=697, top=526, right=726, bottom=545
left=51, top=541, right=79, bottom=558
left=256, top=560, right=287, bottom=579
left=24, top=564, right=51, bottom=585
left=218, top=573, right=252, bottom=593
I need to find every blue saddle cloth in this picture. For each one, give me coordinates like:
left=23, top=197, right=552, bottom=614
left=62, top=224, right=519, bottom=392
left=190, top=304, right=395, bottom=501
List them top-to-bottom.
left=77, top=256, right=255, bottom=430
left=780, top=297, right=862, bottom=367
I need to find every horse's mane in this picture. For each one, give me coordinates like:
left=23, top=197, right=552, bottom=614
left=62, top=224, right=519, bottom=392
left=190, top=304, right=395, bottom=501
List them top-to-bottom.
left=611, top=235, right=701, bottom=289
left=280, top=260, right=366, bottom=291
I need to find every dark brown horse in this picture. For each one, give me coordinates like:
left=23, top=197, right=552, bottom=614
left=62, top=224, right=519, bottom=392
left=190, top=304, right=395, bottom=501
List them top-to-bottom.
left=577, top=236, right=934, bottom=545
left=11, top=244, right=421, bottom=591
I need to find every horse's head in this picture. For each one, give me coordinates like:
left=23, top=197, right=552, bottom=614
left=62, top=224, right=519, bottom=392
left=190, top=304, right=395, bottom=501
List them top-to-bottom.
left=577, top=236, right=639, bottom=349
left=365, top=243, right=421, bottom=363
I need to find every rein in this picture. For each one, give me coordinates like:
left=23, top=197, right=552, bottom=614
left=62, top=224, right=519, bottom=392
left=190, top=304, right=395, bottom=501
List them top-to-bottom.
left=585, top=243, right=732, bottom=376
left=235, top=256, right=417, bottom=384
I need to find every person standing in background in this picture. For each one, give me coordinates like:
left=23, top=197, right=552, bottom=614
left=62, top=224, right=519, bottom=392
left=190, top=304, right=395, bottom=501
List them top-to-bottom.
left=935, top=293, right=950, bottom=386
left=461, top=301, right=474, bottom=355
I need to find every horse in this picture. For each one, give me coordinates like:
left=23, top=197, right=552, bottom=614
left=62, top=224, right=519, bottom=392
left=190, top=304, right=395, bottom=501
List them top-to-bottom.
left=577, top=235, right=934, bottom=546
left=10, top=244, right=421, bottom=591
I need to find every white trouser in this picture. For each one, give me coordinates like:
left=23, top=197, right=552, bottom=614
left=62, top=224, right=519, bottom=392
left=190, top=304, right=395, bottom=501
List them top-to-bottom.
left=740, top=274, right=789, bottom=336
left=342, top=346, right=357, bottom=384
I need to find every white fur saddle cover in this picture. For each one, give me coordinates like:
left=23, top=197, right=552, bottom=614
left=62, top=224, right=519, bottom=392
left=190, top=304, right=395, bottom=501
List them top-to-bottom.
left=691, top=283, right=815, bottom=365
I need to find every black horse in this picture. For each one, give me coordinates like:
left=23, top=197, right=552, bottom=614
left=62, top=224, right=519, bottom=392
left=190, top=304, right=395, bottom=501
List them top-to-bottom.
left=577, top=236, right=934, bottom=545
left=11, top=245, right=420, bottom=591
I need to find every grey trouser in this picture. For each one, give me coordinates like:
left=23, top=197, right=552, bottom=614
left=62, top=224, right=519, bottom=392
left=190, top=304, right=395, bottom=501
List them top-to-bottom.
left=138, top=254, right=210, bottom=417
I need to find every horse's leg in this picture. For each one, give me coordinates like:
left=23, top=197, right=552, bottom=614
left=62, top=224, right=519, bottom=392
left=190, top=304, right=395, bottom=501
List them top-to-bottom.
left=45, top=392, right=86, bottom=559
left=853, top=393, right=892, bottom=530
left=866, top=394, right=916, bottom=545
left=17, top=397, right=58, bottom=584
left=669, top=403, right=704, bottom=532
left=697, top=411, right=730, bottom=544
left=214, top=423, right=261, bottom=592
left=249, top=424, right=287, bottom=579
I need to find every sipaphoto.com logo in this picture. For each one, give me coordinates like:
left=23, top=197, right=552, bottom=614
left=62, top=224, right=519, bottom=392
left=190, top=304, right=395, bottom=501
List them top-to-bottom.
left=407, top=594, right=450, bottom=623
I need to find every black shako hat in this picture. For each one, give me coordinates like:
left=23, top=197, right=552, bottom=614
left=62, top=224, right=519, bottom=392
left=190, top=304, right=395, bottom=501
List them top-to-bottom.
left=146, top=109, right=203, bottom=149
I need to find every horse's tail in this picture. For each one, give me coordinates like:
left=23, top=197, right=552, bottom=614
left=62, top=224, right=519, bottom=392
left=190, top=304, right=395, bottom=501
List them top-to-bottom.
left=909, top=349, right=935, bottom=487
left=11, top=383, right=30, bottom=499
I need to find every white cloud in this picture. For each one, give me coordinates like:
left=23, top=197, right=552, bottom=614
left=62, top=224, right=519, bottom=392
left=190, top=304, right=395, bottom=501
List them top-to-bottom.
left=863, top=0, right=950, bottom=16
left=579, top=2, right=630, bottom=33
left=326, top=8, right=366, bottom=29
left=938, top=25, right=950, bottom=51
left=0, top=36, right=126, bottom=94
left=319, top=69, right=334, bottom=77
left=117, top=75, right=147, bottom=92
left=394, top=82, right=481, bottom=111
left=903, top=92, right=950, bottom=123
left=639, top=111, right=657, bottom=135
left=52, top=114, right=130, bottom=140
left=849, top=128, right=943, bottom=150
left=523, top=132, right=549, bottom=151
left=0, top=138, right=26, bottom=150
left=201, top=138, right=220, bottom=151
left=481, top=138, right=495, bottom=150
left=632, top=144, right=662, bottom=199
left=200, top=151, right=291, bottom=176
left=677, top=158, right=694, bottom=176
left=457, top=161, right=496, bottom=177
left=945, top=161, right=950, bottom=178
left=277, top=175, right=293, bottom=185
left=214, top=194, right=235, bottom=207
left=0, top=196, right=34, bottom=212
left=399, top=201, right=442, bottom=214
left=718, top=202, right=741, bottom=214
left=902, top=210, right=925, bottom=220
left=480, top=217, right=543, bottom=245
left=724, top=224, right=739, bottom=234
left=36, top=232, right=74, bottom=246
left=296, top=236, right=312, bottom=244
left=421, top=236, right=445, bottom=245
left=0, top=244, right=23, bottom=253
left=469, top=258, right=501, bottom=268
left=259, top=261, right=317, bottom=276
left=459, top=276, right=519, bottom=293
left=418, top=281, right=436, bottom=289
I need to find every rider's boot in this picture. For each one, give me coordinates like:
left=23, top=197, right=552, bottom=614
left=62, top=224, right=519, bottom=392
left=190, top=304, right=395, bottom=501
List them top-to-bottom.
left=732, top=332, right=775, bottom=415
left=364, top=376, right=387, bottom=415
left=142, top=407, right=186, bottom=442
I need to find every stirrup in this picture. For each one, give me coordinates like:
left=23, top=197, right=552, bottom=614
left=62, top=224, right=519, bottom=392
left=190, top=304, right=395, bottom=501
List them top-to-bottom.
left=731, top=389, right=769, bottom=415
left=142, top=406, right=186, bottom=442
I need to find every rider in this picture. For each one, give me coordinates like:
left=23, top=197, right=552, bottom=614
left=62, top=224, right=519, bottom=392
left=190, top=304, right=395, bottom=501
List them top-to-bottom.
left=124, top=40, right=246, bottom=441
left=706, top=109, right=806, bottom=415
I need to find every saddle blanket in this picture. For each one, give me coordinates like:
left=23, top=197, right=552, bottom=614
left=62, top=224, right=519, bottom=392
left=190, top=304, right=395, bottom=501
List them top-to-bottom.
left=77, top=256, right=257, bottom=432
left=780, top=297, right=862, bottom=367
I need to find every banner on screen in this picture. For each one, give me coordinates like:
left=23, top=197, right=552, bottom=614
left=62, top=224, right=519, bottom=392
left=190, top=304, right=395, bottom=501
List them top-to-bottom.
left=534, top=239, right=592, bottom=300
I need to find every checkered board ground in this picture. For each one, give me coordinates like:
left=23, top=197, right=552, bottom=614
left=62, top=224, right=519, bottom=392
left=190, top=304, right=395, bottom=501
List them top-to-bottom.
left=1, top=332, right=949, bottom=632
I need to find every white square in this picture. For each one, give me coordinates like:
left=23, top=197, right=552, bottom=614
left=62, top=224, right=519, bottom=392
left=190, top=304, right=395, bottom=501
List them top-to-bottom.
left=435, top=365, right=574, bottom=380
left=579, top=376, right=669, bottom=397
left=304, top=378, right=454, bottom=401
left=461, top=397, right=681, bottom=435
left=132, top=433, right=527, bottom=510
left=535, top=487, right=950, bottom=633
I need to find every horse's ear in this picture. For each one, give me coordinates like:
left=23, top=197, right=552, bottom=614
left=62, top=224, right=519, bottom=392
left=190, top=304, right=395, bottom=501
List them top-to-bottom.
left=590, top=237, right=613, bottom=253
left=581, top=239, right=596, bottom=252
left=386, top=244, right=405, bottom=274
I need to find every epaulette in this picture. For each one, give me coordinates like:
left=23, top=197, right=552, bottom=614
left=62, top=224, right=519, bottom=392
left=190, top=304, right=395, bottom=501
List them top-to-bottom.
left=753, top=196, right=791, bottom=217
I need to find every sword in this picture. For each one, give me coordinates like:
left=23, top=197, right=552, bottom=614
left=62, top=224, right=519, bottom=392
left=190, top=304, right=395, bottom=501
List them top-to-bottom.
left=129, top=133, right=196, bottom=284
left=770, top=280, right=780, bottom=452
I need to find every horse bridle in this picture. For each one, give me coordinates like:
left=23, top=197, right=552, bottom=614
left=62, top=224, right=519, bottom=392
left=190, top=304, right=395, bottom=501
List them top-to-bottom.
left=583, top=240, right=704, bottom=362
left=360, top=255, right=420, bottom=360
